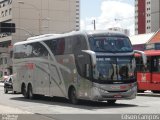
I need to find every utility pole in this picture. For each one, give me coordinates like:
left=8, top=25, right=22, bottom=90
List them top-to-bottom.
left=93, top=19, right=96, bottom=30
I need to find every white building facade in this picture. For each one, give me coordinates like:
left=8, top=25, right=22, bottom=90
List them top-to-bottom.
left=0, top=0, right=80, bottom=77
left=135, top=0, right=160, bottom=35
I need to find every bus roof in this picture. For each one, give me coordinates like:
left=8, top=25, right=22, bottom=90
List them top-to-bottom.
left=14, top=30, right=128, bottom=46
left=135, top=50, right=160, bottom=57
left=144, top=50, right=160, bottom=56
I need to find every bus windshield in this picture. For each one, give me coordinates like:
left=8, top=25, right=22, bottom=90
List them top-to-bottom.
left=89, top=37, right=133, bottom=53
left=93, top=56, right=136, bottom=82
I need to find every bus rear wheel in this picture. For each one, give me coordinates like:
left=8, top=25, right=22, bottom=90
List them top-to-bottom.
left=22, top=84, right=28, bottom=98
left=28, top=84, right=34, bottom=99
left=69, top=87, right=79, bottom=105
left=107, top=100, right=116, bottom=104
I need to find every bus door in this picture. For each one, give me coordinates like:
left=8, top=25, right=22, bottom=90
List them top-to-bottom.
left=46, top=38, right=67, bottom=97
left=75, top=51, right=93, bottom=98
left=48, top=55, right=63, bottom=97
left=151, top=56, right=160, bottom=84
left=136, top=57, right=151, bottom=89
left=35, top=60, right=50, bottom=96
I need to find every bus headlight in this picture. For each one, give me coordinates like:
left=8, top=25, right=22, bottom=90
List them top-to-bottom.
left=95, top=87, right=109, bottom=94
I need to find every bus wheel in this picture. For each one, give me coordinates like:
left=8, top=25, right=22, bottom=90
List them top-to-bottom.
left=22, top=84, right=28, bottom=98
left=28, top=84, right=34, bottom=99
left=69, top=87, right=79, bottom=105
left=4, top=88, right=8, bottom=94
left=138, top=90, right=145, bottom=93
left=152, top=90, right=160, bottom=94
left=107, top=100, right=116, bottom=104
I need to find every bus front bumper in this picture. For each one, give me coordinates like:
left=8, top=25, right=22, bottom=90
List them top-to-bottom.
left=90, top=83, right=137, bottom=101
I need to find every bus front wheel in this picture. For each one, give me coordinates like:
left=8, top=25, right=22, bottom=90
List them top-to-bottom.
left=69, top=87, right=79, bottom=105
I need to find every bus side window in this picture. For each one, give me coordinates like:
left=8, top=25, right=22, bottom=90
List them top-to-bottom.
left=72, top=35, right=87, bottom=54
left=72, top=35, right=89, bottom=77
left=64, top=37, right=72, bottom=54
left=56, top=38, right=65, bottom=55
left=45, top=40, right=57, bottom=55
left=32, top=43, right=48, bottom=57
left=14, top=44, right=27, bottom=59
left=152, top=56, right=160, bottom=72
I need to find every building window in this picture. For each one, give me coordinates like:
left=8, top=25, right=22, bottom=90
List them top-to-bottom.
left=8, top=0, right=12, bottom=4
left=9, top=8, right=11, bottom=15
left=5, top=10, right=8, bottom=16
left=1, top=11, right=4, bottom=17
left=4, top=58, right=7, bottom=64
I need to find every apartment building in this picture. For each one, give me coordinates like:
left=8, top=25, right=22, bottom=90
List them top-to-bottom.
left=0, top=0, right=80, bottom=77
left=135, top=0, right=160, bottom=35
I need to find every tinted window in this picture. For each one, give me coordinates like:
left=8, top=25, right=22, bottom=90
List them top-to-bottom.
left=72, top=35, right=87, bottom=54
left=64, top=37, right=73, bottom=54
left=89, top=37, right=133, bottom=53
left=45, top=38, right=65, bottom=55
left=56, top=38, right=65, bottom=55
left=45, top=40, right=57, bottom=55
left=14, top=42, right=48, bottom=59
left=32, top=42, right=48, bottom=57
left=14, top=44, right=27, bottom=59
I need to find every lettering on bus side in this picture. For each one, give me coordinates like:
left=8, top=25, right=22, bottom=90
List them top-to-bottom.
left=25, top=63, right=35, bottom=70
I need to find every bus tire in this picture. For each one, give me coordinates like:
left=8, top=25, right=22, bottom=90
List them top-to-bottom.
left=21, top=84, right=28, bottom=98
left=28, top=84, right=34, bottom=99
left=69, top=87, right=79, bottom=105
left=138, top=90, right=145, bottom=93
left=152, top=90, right=160, bottom=94
left=107, top=100, right=116, bottom=104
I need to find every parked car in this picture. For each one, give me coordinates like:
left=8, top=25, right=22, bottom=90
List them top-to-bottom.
left=2, top=75, right=9, bottom=82
left=4, top=75, right=13, bottom=94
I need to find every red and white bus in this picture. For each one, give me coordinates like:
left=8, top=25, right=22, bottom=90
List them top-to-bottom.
left=136, top=50, right=160, bottom=93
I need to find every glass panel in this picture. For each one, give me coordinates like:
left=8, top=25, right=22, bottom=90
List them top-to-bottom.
left=89, top=37, right=133, bottom=53
left=93, top=56, right=135, bottom=81
left=151, top=56, right=160, bottom=72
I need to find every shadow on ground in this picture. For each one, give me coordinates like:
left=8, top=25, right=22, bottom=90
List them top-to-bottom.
left=10, top=95, right=138, bottom=110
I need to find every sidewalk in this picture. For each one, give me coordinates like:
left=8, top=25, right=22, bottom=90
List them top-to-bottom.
left=0, top=104, right=31, bottom=114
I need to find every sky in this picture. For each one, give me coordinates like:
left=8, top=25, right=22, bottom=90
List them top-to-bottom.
left=80, top=0, right=135, bottom=35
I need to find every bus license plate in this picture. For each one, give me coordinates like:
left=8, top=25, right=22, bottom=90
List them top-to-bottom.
left=114, top=95, right=122, bottom=98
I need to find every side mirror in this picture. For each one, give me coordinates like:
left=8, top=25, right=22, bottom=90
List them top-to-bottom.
left=82, top=50, right=96, bottom=67
left=134, top=50, right=147, bottom=67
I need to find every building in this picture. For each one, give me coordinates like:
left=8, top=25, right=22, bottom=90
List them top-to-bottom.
left=0, top=0, right=80, bottom=77
left=135, top=0, right=160, bottom=35
left=108, top=27, right=130, bottom=36
left=146, top=29, right=160, bottom=50
left=129, top=32, right=154, bottom=51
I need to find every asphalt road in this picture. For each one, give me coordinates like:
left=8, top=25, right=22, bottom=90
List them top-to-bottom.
left=0, top=84, right=160, bottom=120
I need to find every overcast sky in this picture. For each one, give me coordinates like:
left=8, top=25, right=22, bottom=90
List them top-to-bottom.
left=80, top=0, right=135, bottom=35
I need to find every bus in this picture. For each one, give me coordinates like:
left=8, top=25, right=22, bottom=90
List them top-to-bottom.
left=12, top=31, right=146, bottom=104
left=136, top=50, right=160, bottom=93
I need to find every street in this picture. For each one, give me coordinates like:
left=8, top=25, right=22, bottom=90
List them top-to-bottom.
left=0, top=83, right=160, bottom=120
